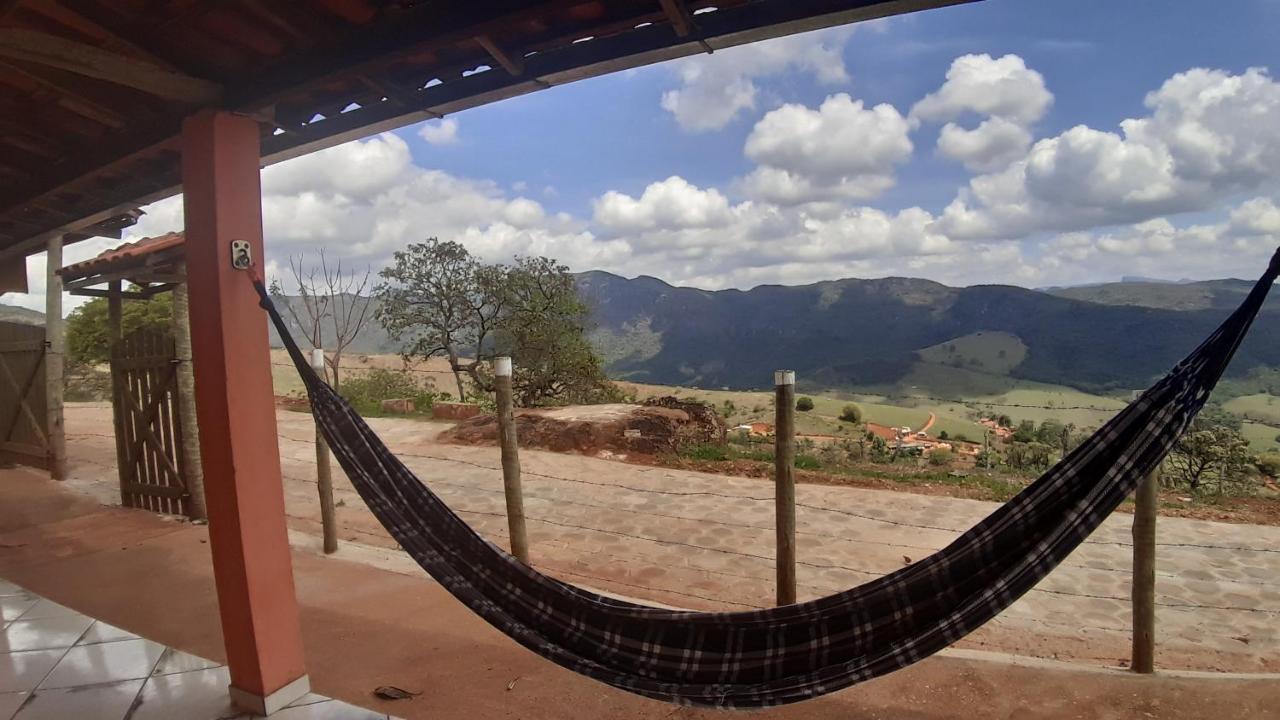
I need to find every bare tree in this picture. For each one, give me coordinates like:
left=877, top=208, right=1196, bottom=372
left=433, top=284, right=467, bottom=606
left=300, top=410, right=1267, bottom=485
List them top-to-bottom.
left=271, top=250, right=373, bottom=390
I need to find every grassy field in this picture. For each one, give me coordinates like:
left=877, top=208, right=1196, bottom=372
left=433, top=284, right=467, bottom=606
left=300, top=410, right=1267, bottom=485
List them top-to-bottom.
left=917, top=331, right=1027, bottom=375
left=1224, top=393, right=1280, bottom=425
left=1241, top=420, right=1280, bottom=453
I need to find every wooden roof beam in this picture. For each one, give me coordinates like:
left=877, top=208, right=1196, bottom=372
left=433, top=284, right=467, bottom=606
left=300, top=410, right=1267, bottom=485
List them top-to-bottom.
left=659, top=0, right=693, bottom=37
left=30, top=1, right=186, bottom=72
left=0, top=28, right=223, bottom=104
left=474, top=34, right=524, bottom=76
left=0, top=58, right=129, bottom=128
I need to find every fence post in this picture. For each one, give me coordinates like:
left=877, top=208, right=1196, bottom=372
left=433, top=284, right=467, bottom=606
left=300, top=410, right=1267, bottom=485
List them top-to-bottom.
left=45, top=233, right=67, bottom=481
left=171, top=274, right=207, bottom=520
left=312, top=348, right=338, bottom=555
left=494, top=357, right=529, bottom=563
left=774, top=370, right=797, bottom=606
left=1131, top=469, right=1158, bottom=673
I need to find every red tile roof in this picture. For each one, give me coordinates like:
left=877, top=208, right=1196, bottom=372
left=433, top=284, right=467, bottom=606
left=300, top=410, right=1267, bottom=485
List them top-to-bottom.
left=57, top=232, right=185, bottom=282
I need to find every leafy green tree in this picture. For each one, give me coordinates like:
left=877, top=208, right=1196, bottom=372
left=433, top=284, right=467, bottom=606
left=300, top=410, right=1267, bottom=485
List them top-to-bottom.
left=375, top=239, right=618, bottom=406
left=66, top=291, right=172, bottom=364
left=796, top=396, right=815, bottom=412
left=838, top=403, right=862, bottom=423
left=1011, top=419, right=1038, bottom=444
left=1166, top=421, right=1255, bottom=494
left=1005, top=441, right=1052, bottom=472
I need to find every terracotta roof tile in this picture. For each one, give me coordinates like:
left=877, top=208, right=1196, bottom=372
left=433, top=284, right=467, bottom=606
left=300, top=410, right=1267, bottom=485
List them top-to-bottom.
left=58, top=232, right=185, bottom=282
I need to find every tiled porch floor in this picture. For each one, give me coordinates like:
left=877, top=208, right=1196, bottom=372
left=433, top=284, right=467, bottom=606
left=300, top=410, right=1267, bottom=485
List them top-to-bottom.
left=0, top=579, right=395, bottom=720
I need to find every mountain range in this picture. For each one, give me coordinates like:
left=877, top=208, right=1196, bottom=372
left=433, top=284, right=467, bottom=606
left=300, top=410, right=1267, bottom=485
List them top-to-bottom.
left=577, top=272, right=1280, bottom=393
left=7, top=273, right=1277, bottom=395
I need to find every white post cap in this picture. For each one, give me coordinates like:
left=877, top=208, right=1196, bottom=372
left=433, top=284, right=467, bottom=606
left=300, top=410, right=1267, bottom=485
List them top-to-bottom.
left=310, top=348, right=324, bottom=370
left=494, top=356, right=513, bottom=377
left=774, top=370, right=795, bottom=386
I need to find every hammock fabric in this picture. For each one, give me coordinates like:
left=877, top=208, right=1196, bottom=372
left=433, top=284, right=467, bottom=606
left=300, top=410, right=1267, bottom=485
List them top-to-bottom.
left=254, top=251, right=1278, bottom=709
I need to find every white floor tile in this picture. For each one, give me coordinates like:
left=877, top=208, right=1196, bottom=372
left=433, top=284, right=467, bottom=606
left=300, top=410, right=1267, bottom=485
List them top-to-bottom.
left=0, top=582, right=24, bottom=598
left=0, top=600, right=36, bottom=626
left=14, top=601, right=83, bottom=623
left=0, top=616, right=94, bottom=654
left=76, top=622, right=138, bottom=646
left=38, top=639, right=163, bottom=690
left=151, top=647, right=221, bottom=676
left=0, top=650, right=63, bottom=694
left=129, top=666, right=234, bottom=720
left=13, top=679, right=143, bottom=720
left=0, top=691, right=28, bottom=720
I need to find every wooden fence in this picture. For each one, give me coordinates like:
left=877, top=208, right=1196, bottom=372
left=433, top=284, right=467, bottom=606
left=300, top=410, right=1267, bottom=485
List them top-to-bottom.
left=0, top=321, right=48, bottom=469
left=111, top=329, right=192, bottom=515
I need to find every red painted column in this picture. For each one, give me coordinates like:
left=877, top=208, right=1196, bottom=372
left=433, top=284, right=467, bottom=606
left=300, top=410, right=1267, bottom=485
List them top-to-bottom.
left=181, top=109, right=309, bottom=714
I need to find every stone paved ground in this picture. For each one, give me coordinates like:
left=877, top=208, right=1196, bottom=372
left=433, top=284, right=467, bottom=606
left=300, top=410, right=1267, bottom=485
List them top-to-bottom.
left=63, top=403, right=1280, bottom=673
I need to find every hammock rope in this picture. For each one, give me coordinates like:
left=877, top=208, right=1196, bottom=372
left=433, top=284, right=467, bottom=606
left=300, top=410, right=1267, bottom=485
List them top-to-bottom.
left=252, top=250, right=1278, bottom=709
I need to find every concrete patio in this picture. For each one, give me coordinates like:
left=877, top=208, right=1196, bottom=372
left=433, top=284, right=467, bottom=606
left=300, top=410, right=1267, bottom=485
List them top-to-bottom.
left=0, top=580, right=393, bottom=719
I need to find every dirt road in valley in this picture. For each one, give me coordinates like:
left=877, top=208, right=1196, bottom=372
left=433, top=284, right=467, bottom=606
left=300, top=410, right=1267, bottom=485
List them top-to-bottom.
left=60, top=402, right=1280, bottom=675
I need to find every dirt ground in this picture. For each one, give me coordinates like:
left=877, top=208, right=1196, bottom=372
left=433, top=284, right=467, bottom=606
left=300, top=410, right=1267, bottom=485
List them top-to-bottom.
left=58, top=403, right=1280, bottom=677
left=1, top=467, right=1277, bottom=720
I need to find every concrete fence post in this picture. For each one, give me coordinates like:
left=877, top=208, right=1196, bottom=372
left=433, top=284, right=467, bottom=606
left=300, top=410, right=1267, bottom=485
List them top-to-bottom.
left=312, top=348, right=337, bottom=555
left=495, top=357, right=529, bottom=563
left=774, top=369, right=797, bottom=606
left=1131, top=469, right=1158, bottom=673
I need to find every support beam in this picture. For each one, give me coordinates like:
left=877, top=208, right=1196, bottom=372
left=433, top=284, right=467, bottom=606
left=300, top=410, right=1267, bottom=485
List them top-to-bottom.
left=659, top=0, right=693, bottom=37
left=0, top=28, right=222, bottom=104
left=474, top=34, right=523, bottom=76
left=181, top=109, right=309, bottom=715
left=44, top=234, right=66, bottom=481
left=170, top=272, right=206, bottom=520
left=107, top=280, right=126, bottom=506
left=774, top=369, right=797, bottom=606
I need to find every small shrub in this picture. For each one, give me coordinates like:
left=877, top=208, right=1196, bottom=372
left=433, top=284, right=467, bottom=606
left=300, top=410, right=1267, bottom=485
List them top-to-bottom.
left=339, top=368, right=440, bottom=417
left=796, top=396, right=815, bottom=412
left=839, top=404, right=863, bottom=423
left=938, top=430, right=949, bottom=440
left=681, top=444, right=730, bottom=461
left=928, top=449, right=953, bottom=467
left=1255, top=452, right=1280, bottom=477
left=794, top=453, right=821, bottom=470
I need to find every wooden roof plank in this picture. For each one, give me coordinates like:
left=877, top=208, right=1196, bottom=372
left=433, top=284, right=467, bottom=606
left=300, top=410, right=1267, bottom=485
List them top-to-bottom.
left=0, top=28, right=223, bottom=104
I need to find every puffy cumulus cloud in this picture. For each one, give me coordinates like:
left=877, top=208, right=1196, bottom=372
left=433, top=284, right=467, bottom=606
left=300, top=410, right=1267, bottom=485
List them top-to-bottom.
left=660, top=27, right=853, bottom=132
left=910, top=53, right=1052, bottom=126
left=911, top=54, right=1050, bottom=174
left=940, top=67, right=1280, bottom=241
left=741, top=94, right=913, bottom=204
left=936, top=117, right=1033, bottom=173
left=417, top=118, right=459, bottom=145
left=263, top=133, right=412, bottom=199
left=592, top=176, right=734, bottom=234
left=1039, top=197, right=1280, bottom=284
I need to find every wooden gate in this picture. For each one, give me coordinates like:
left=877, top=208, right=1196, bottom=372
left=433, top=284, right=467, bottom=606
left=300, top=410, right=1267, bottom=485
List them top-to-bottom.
left=0, top=321, right=48, bottom=469
left=111, top=329, right=191, bottom=515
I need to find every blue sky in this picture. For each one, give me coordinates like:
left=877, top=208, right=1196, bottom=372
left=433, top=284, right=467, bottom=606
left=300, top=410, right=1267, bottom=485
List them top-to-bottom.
left=5, top=0, right=1280, bottom=312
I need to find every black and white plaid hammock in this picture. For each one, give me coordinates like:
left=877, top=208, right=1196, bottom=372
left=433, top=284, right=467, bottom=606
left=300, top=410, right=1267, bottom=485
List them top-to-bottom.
left=253, top=251, right=1277, bottom=709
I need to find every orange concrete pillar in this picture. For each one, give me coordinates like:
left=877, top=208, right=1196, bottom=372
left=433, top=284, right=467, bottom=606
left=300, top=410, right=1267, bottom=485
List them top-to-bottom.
left=181, top=109, right=310, bottom=715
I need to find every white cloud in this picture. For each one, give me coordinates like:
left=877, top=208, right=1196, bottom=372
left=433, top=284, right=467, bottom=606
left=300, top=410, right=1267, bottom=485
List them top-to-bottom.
left=660, top=28, right=853, bottom=132
left=910, top=53, right=1052, bottom=126
left=940, top=67, right=1280, bottom=241
left=741, top=93, right=913, bottom=204
left=936, top=117, right=1033, bottom=173
left=417, top=118, right=459, bottom=145
left=593, top=176, right=733, bottom=234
